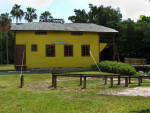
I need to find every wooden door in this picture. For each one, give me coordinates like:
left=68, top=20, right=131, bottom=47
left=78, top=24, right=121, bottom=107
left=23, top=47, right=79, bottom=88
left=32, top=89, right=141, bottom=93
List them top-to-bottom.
left=15, top=45, right=26, bottom=66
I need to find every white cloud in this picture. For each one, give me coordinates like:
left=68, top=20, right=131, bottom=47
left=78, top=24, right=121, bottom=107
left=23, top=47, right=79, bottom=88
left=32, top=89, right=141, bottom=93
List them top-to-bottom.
left=10, top=0, right=53, bottom=8
left=89, top=0, right=150, bottom=21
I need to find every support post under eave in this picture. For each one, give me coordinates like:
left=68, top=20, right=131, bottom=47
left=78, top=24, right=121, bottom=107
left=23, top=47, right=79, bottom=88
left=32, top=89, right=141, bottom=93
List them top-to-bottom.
left=99, top=34, right=101, bottom=62
left=113, top=35, right=115, bottom=61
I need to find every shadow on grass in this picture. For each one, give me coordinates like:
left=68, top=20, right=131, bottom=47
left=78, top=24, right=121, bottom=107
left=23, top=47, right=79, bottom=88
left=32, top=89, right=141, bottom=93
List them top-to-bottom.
left=132, top=109, right=150, bottom=113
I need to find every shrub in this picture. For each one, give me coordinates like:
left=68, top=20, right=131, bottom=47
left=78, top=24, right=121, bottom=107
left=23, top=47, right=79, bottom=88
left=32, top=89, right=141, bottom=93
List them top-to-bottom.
left=91, top=61, right=136, bottom=75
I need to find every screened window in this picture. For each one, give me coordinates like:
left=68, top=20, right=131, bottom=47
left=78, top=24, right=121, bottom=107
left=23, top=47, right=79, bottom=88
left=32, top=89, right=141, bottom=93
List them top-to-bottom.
left=35, top=31, right=47, bottom=35
left=31, top=45, right=37, bottom=51
left=46, top=45, right=55, bottom=57
left=64, top=45, right=73, bottom=57
left=81, top=45, right=90, bottom=56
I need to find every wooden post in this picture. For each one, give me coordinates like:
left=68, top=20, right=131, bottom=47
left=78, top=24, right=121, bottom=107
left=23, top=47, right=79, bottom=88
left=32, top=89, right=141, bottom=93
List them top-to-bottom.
left=113, top=36, right=115, bottom=61
left=52, top=74, right=54, bottom=87
left=20, top=75, right=24, bottom=88
left=54, top=75, right=57, bottom=88
left=80, top=76, right=82, bottom=85
left=117, top=76, right=120, bottom=85
left=129, top=76, right=131, bottom=84
left=140, top=76, right=143, bottom=83
left=83, top=77, right=86, bottom=89
left=104, top=77, right=107, bottom=85
left=110, top=77, right=113, bottom=88
left=138, top=77, right=141, bottom=86
left=125, top=78, right=128, bottom=87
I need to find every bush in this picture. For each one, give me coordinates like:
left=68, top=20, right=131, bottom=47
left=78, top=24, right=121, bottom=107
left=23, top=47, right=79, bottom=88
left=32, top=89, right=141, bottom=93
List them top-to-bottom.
left=91, top=61, right=136, bottom=75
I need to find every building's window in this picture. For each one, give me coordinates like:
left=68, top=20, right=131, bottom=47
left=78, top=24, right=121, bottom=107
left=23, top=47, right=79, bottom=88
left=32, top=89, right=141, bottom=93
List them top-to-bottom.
left=35, top=31, right=47, bottom=35
left=71, top=32, right=83, bottom=35
left=31, top=45, right=37, bottom=51
left=46, top=45, right=55, bottom=57
left=64, top=45, right=73, bottom=57
left=81, top=45, right=90, bottom=56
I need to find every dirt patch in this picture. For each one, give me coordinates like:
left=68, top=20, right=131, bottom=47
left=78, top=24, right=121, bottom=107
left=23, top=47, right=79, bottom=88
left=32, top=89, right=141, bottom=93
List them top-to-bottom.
left=27, top=83, right=51, bottom=91
left=99, top=87, right=150, bottom=97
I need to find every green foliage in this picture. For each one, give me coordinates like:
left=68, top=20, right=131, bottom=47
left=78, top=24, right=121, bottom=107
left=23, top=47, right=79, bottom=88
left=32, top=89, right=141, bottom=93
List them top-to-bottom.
left=11, top=4, right=24, bottom=23
left=68, top=4, right=122, bottom=28
left=25, top=7, right=37, bottom=22
left=39, top=11, right=53, bottom=22
left=0, top=31, right=14, bottom=64
left=91, top=61, right=136, bottom=75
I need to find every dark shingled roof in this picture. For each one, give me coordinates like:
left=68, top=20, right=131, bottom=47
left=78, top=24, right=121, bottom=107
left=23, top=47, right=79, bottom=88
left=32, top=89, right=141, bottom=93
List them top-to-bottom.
left=11, top=22, right=118, bottom=33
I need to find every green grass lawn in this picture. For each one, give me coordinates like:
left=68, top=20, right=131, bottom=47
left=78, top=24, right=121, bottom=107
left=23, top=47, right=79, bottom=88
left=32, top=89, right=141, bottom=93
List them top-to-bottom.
left=0, top=64, right=15, bottom=72
left=1, top=70, right=150, bottom=113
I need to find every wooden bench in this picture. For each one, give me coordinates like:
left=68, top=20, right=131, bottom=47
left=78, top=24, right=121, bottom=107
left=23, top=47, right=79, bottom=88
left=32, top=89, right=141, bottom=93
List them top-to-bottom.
left=124, top=58, right=147, bottom=65
left=51, top=74, right=149, bottom=89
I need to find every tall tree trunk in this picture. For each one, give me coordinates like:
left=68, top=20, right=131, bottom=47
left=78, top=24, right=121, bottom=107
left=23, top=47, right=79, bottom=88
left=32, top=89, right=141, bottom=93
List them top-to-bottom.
left=16, top=17, right=18, bottom=24
left=6, top=24, right=9, bottom=64
left=0, top=31, right=2, bottom=64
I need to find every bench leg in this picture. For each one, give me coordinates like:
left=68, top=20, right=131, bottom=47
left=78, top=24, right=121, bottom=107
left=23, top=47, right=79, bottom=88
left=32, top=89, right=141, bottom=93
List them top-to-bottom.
left=52, top=75, right=54, bottom=87
left=54, top=76, right=57, bottom=88
left=80, top=76, right=82, bottom=85
left=117, top=76, right=120, bottom=85
left=129, top=76, right=131, bottom=84
left=83, top=77, right=86, bottom=89
left=104, top=77, right=107, bottom=85
left=110, top=77, right=113, bottom=88
left=138, top=77, right=141, bottom=86
left=125, top=78, right=128, bottom=87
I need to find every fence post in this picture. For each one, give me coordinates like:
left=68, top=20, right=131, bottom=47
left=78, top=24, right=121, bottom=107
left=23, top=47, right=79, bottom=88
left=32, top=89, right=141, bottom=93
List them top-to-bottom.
left=20, top=75, right=24, bottom=88
left=117, top=76, right=120, bottom=85
left=110, top=77, right=113, bottom=88
left=125, top=78, right=128, bottom=87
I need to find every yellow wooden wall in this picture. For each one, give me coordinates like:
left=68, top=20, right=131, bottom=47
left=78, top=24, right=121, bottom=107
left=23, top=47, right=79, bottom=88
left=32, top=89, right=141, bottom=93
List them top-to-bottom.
left=16, top=31, right=101, bottom=68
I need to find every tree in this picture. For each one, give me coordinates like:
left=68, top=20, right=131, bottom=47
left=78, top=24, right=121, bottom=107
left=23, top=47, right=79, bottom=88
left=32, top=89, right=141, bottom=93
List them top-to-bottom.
left=11, top=4, right=24, bottom=24
left=68, top=4, right=122, bottom=29
left=25, top=7, right=37, bottom=22
left=68, top=9, right=89, bottom=23
left=39, top=11, right=53, bottom=22
left=0, top=13, right=12, bottom=64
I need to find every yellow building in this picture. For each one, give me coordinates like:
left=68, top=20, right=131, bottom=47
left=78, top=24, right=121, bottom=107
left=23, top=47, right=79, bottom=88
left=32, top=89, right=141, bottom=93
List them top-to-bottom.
left=11, top=22, right=118, bottom=70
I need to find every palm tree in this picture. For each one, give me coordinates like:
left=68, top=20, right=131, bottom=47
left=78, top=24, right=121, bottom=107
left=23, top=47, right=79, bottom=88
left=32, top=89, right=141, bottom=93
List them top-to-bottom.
left=11, top=4, right=24, bottom=24
left=25, top=7, right=37, bottom=22
left=39, top=11, right=53, bottom=22
left=0, top=13, right=12, bottom=64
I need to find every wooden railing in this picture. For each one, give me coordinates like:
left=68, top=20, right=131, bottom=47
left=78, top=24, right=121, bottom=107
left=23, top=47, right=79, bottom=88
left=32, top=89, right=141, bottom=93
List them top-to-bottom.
left=124, top=58, right=147, bottom=65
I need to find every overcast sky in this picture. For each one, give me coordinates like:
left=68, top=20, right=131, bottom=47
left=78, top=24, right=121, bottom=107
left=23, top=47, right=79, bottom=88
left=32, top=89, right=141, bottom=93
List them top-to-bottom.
left=0, top=0, right=150, bottom=23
